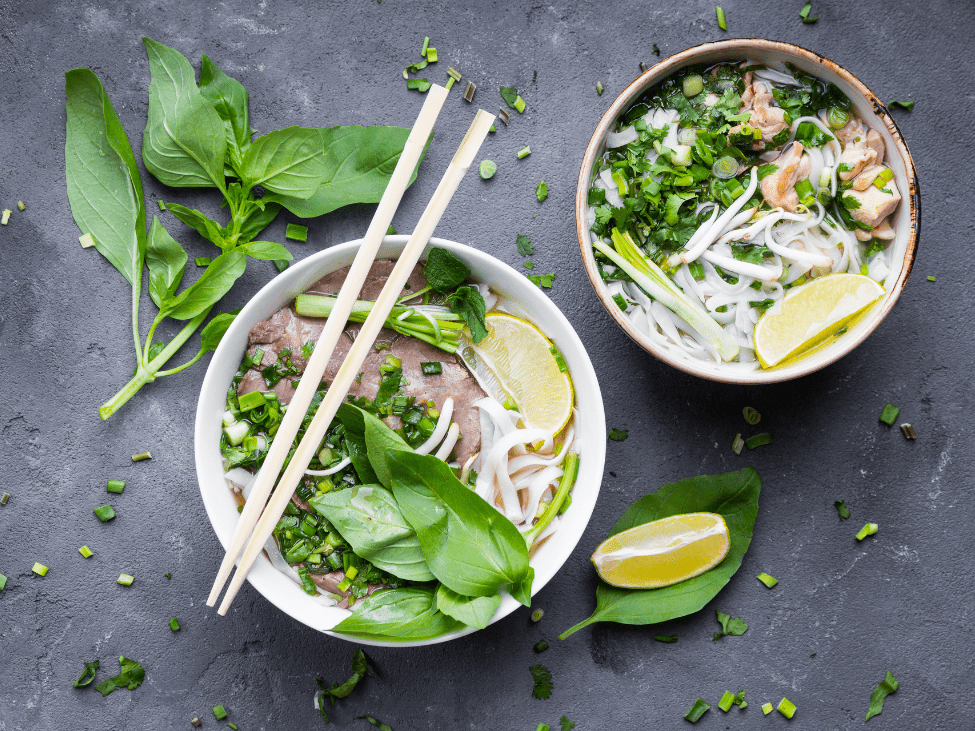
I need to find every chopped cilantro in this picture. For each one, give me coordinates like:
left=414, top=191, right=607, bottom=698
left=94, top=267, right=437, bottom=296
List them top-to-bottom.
left=889, top=100, right=914, bottom=111
left=757, top=163, right=778, bottom=180
left=536, top=181, right=549, bottom=202
left=516, top=234, right=534, bottom=256
left=528, top=273, right=555, bottom=288
left=608, top=428, right=628, bottom=441
left=834, top=499, right=851, bottom=519
left=713, top=608, right=748, bottom=640
left=94, top=656, right=145, bottom=696
left=530, top=664, right=553, bottom=699
left=865, top=670, right=899, bottom=721
left=559, top=717, right=575, bottom=731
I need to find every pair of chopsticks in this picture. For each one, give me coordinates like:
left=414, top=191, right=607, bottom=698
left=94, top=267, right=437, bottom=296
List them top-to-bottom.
left=207, top=84, right=496, bottom=615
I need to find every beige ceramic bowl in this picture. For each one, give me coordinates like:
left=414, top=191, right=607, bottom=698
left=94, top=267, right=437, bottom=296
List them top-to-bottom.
left=577, top=39, right=920, bottom=384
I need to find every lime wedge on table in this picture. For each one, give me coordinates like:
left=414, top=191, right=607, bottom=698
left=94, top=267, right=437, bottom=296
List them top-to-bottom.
left=754, top=273, right=884, bottom=368
left=469, top=312, right=574, bottom=434
left=591, top=512, right=731, bottom=589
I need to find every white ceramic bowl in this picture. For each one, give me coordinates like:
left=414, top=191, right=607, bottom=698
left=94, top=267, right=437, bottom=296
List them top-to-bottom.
left=577, top=39, right=920, bottom=384
left=195, top=236, right=606, bottom=646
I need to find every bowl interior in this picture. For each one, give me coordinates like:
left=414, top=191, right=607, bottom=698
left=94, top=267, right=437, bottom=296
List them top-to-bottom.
left=576, top=39, right=919, bottom=384
left=195, top=236, right=606, bottom=646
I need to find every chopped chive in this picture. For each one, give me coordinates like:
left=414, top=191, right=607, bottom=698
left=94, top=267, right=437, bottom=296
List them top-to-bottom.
left=799, top=2, right=818, bottom=23
left=716, top=6, right=727, bottom=30
left=421, top=36, right=430, bottom=55
left=426, top=47, right=438, bottom=63
left=447, top=66, right=462, bottom=81
left=445, top=77, right=456, bottom=91
left=463, top=81, right=476, bottom=102
left=595, top=81, right=604, bottom=95
left=513, top=96, right=526, bottom=113
left=889, top=100, right=914, bottom=111
left=498, top=107, right=511, bottom=125
left=489, top=124, right=497, bottom=133
left=517, top=146, right=531, bottom=159
left=479, top=159, right=497, bottom=179
left=535, top=181, right=549, bottom=202
left=157, top=199, right=166, bottom=211
left=17, top=200, right=26, bottom=211
left=1, top=209, right=10, bottom=225
left=286, top=223, right=308, bottom=242
left=79, top=233, right=96, bottom=248
left=194, top=257, right=212, bottom=267
left=926, top=275, right=936, bottom=282
left=549, top=345, right=568, bottom=373
left=420, top=361, right=442, bottom=375
left=238, top=390, right=267, bottom=411
left=879, top=403, right=900, bottom=426
left=742, top=406, right=761, bottom=425
left=900, top=423, right=917, bottom=439
left=745, top=432, right=771, bottom=450
left=732, top=433, right=745, bottom=454
left=131, top=451, right=152, bottom=462
left=106, top=479, right=125, bottom=494
left=0, top=492, right=8, bottom=505
left=834, top=499, right=851, bottom=519
left=94, top=504, right=116, bottom=522
left=856, top=523, right=879, bottom=541
left=79, top=546, right=93, bottom=558
left=33, top=562, right=49, bottom=577
left=165, top=572, right=172, bottom=579
left=757, top=572, right=778, bottom=588
left=0, top=573, right=6, bottom=591
left=117, top=573, right=134, bottom=586
left=337, top=577, right=352, bottom=593
left=531, top=608, right=544, bottom=622
left=169, top=617, right=181, bottom=631
left=653, top=634, right=678, bottom=643
left=533, top=640, right=549, bottom=653
left=733, top=690, right=747, bottom=709
left=718, top=691, right=736, bottom=712
left=777, top=697, right=797, bottom=719
left=684, top=698, right=710, bottom=723
left=762, top=702, right=773, bottom=715
left=213, top=705, right=228, bottom=721
left=228, top=725, right=238, bottom=731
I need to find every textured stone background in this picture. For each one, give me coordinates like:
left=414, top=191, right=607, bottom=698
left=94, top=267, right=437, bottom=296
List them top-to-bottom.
left=1, top=1, right=972, bottom=729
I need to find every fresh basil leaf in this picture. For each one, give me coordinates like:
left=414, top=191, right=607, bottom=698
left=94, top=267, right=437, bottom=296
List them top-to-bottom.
left=142, top=38, right=227, bottom=190
left=198, top=54, right=251, bottom=169
left=64, top=68, right=146, bottom=287
left=500, top=86, right=519, bottom=107
left=241, top=126, right=327, bottom=200
left=263, top=126, right=423, bottom=217
left=236, top=202, right=282, bottom=244
left=166, top=203, right=229, bottom=249
left=145, top=216, right=188, bottom=307
left=238, top=240, right=293, bottom=261
left=423, top=247, right=470, bottom=293
left=162, top=249, right=246, bottom=320
left=446, top=286, right=488, bottom=344
left=199, top=308, right=240, bottom=353
left=335, top=403, right=380, bottom=484
left=363, top=410, right=414, bottom=489
left=389, top=451, right=530, bottom=597
left=559, top=468, right=761, bottom=639
left=309, top=484, right=434, bottom=581
left=508, top=566, right=535, bottom=608
left=435, top=584, right=502, bottom=629
left=332, top=586, right=464, bottom=641
left=713, top=608, right=749, bottom=640
left=318, top=647, right=371, bottom=703
left=93, top=656, right=144, bottom=697
left=73, top=659, right=100, bottom=688
left=865, top=670, right=899, bottom=721
left=355, top=715, right=393, bottom=731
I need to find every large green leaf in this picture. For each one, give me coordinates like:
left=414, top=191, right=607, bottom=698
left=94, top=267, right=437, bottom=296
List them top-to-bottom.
left=142, top=37, right=227, bottom=189
left=198, top=54, right=251, bottom=169
left=64, top=68, right=146, bottom=286
left=240, top=126, right=327, bottom=200
left=264, top=126, right=424, bottom=217
left=235, top=202, right=281, bottom=245
left=166, top=203, right=228, bottom=249
left=145, top=215, right=187, bottom=307
left=162, top=248, right=246, bottom=320
left=199, top=309, right=240, bottom=353
left=389, top=451, right=530, bottom=598
left=559, top=468, right=761, bottom=639
left=309, top=485, right=434, bottom=581
left=435, top=585, right=502, bottom=630
left=332, top=586, right=464, bottom=642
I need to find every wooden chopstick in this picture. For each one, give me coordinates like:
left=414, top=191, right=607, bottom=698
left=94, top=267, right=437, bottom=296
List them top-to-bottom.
left=205, top=85, right=450, bottom=608
left=214, top=109, right=496, bottom=616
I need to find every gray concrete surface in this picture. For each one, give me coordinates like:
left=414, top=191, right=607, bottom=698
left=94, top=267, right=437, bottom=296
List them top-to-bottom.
left=1, top=1, right=972, bottom=729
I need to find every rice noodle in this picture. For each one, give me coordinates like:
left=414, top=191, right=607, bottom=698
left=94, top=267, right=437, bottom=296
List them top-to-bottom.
left=415, top=397, right=454, bottom=455
left=304, top=456, right=352, bottom=477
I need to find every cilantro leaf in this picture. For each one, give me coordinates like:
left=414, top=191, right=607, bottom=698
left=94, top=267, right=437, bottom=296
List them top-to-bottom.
left=889, top=99, right=914, bottom=111
left=794, top=121, right=834, bottom=148
left=757, top=163, right=778, bottom=180
left=536, top=181, right=549, bottom=202
left=516, top=234, right=534, bottom=256
left=731, top=243, right=773, bottom=265
left=423, top=247, right=471, bottom=293
left=528, top=273, right=555, bottom=289
left=446, top=286, right=488, bottom=344
left=608, top=428, right=628, bottom=441
left=834, top=499, right=851, bottom=519
left=713, top=609, right=748, bottom=640
left=94, top=656, right=145, bottom=696
left=530, top=663, right=553, bottom=699
left=865, top=670, right=899, bottom=721
left=560, top=716, right=575, bottom=731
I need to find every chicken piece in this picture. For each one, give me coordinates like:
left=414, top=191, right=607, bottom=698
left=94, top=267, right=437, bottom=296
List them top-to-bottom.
left=729, top=81, right=789, bottom=149
left=760, top=142, right=809, bottom=213
left=838, top=143, right=878, bottom=181
left=852, top=164, right=886, bottom=191
left=843, top=180, right=901, bottom=229
left=854, top=218, right=897, bottom=242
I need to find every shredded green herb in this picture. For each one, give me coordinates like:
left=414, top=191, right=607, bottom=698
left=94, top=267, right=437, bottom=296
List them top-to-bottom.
left=889, top=100, right=914, bottom=111
left=516, top=234, right=534, bottom=256
left=528, top=273, right=555, bottom=289
left=608, top=428, right=629, bottom=441
left=834, top=499, right=851, bottom=519
left=713, top=608, right=748, bottom=640
left=654, top=634, right=678, bottom=643
left=316, top=648, right=372, bottom=721
left=94, top=656, right=145, bottom=696
left=73, top=660, right=100, bottom=687
left=530, top=664, right=553, bottom=699
left=865, top=670, right=899, bottom=721
left=356, top=716, right=393, bottom=731
left=559, top=717, right=575, bottom=731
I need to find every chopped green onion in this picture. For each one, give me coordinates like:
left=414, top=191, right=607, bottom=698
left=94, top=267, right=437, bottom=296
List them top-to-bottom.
left=799, top=2, right=818, bottom=23
left=716, top=6, right=727, bottom=30
left=421, top=36, right=430, bottom=55
left=426, top=47, right=438, bottom=63
left=640, top=61, right=648, bottom=73
left=447, top=66, right=462, bottom=81
left=682, top=74, right=704, bottom=97
left=445, top=77, right=456, bottom=90
left=406, top=78, right=432, bottom=92
left=464, top=81, right=476, bottom=102
left=596, top=81, right=604, bottom=95
left=889, top=99, right=914, bottom=111
left=827, top=106, right=850, bottom=129
left=498, top=107, right=511, bottom=125
left=489, top=124, right=496, bottom=133
left=517, top=146, right=531, bottom=159
left=712, top=156, right=739, bottom=179
left=479, top=159, right=497, bottom=179
left=872, top=167, right=894, bottom=188
left=535, top=181, right=549, bottom=202
left=157, top=199, right=166, bottom=211
left=17, top=200, right=25, bottom=211
left=0, top=209, right=10, bottom=225
left=286, top=223, right=308, bottom=242
left=79, top=233, right=96, bottom=248
left=194, top=257, right=211, bottom=267
left=927, top=275, right=936, bottom=282
left=612, top=293, right=628, bottom=311
left=549, top=346, right=568, bottom=373
left=421, top=361, right=442, bottom=375
left=238, top=390, right=268, bottom=411
left=879, top=403, right=900, bottom=426
left=742, top=406, right=761, bottom=425
left=900, top=423, right=917, bottom=439
left=732, top=433, right=745, bottom=455
left=745, top=433, right=771, bottom=450
left=131, top=451, right=152, bottom=462
left=106, top=479, right=125, bottom=494
left=0, top=492, right=8, bottom=505
left=834, top=499, right=851, bottom=519
left=94, top=505, right=116, bottom=522
left=856, top=523, right=879, bottom=540
left=79, top=546, right=93, bottom=558
left=33, top=563, right=49, bottom=576
left=345, top=565, right=360, bottom=580
left=165, top=572, right=172, bottom=579
left=757, top=572, right=778, bottom=588
left=0, top=573, right=6, bottom=591
left=117, top=573, right=134, bottom=586
left=337, top=577, right=352, bottom=593
left=531, top=608, right=544, bottom=622
left=169, top=617, right=180, bottom=631
left=653, top=634, right=678, bottom=642
left=533, top=640, right=549, bottom=653
left=733, top=690, right=747, bottom=709
left=718, top=691, right=736, bottom=712
left=777, top=697, right=797, bottom=719
left=684, top=698, right=710, bottom=723
left=762, top=702, right=773, bottom=715
left=213, top=705, right=228, bottom=721
left=191, top=719, right=202, bottom=727
left=229, top=725, right=238, bottom=731
left=535, top=725, right=549, bottom=731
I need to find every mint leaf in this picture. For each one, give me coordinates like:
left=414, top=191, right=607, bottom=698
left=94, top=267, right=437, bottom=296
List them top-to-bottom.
left=423, top=247, right=470, bottom=293
left=446, top=286, right=488, bottom=344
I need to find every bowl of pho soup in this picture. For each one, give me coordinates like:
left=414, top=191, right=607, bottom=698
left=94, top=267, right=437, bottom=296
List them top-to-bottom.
left=577, top=39, right=919, bottom=384
left=195, top=236, right=606, bottom=646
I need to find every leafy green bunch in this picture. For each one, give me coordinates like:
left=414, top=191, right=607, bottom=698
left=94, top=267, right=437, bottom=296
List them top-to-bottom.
left=65, top=37, right=422, bottom=419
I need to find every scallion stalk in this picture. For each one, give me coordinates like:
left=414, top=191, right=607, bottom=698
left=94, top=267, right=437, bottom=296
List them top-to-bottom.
left=517, top=146, right=531, bottom=159
left=524, top=453, right=579, bottom=548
